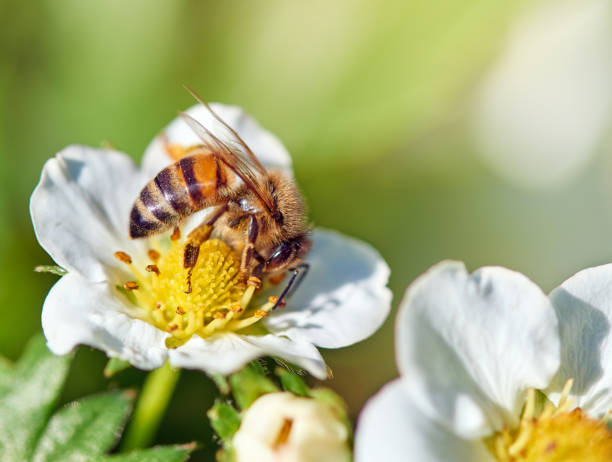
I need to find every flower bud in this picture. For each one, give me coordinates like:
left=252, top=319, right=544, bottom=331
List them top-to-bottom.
left=233, top=392, right=351, bottom=462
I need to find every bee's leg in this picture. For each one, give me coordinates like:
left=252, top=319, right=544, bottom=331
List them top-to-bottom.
left=183, top=204, right=228, bottom=293
left=239, top=215, right=261, bottom=288
left=271, top=263, right=310, bottom=310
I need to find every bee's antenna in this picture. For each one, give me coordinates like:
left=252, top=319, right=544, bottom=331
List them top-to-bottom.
left=272, top=263, right=310, bottom=310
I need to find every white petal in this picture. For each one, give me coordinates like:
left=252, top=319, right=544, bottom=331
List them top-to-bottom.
left=142, top=103, right=292, bottom=178
left=30, top=146, right=148, bottom=282
left=263, top=229, right=392, bottom=349
left=396, top=261, right=560, bottom=437
left=547, top=263, right=612, bottom=417
left=42, top=273, right=167, bottom=369
left=168, top=333, right=327, bottom=379
left=355, top=380, right=494, bottom=462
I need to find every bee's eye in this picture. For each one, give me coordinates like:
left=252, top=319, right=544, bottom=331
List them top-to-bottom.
left=272, top=210, right=284, bottom=224
left=266, top=241, right=294, bottom=269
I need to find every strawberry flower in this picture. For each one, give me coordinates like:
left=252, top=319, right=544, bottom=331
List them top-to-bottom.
left=31, top=103, right=391, bottom=379
left=356, top=261, right=612, bottom=461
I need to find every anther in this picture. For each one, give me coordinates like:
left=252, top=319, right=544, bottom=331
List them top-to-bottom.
left=170, top=227, right=181, bottom=241
left=148, top=249, right=160, bottom=261
left=114, top=251, right=132, bottom=264
left=146, top=264, right=160, bottom=275
left=247, top=276, right=262, bottom=289
left=123, top=281, right=139, bottom=290
left=268, top=295, right=286, bottom=308
left=155, top=302, right=162, bottom=309
left=230, top=304, right=243, bottom=313
left=176, top=306, right=185, bottom=315
left=254, top=309, right=268, bottom=318
left=213, top=311, right=226, bottom=319
left=166, top=324, right=178, bottom=332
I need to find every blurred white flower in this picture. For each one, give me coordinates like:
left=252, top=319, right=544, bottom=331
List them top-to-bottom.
left=473, top=0, right=612, bottom=189
left=31, top=104, right=391, bottom=379
left=355, top=261, right=612, bottom=461
left=233, top=392, right=351, bottom=462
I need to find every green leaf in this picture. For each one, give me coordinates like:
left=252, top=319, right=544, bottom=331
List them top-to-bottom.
left=34, top=265, right=67, bottom=276
left=0, top=334, right=72, bottom=461
left=0, top=334, right=191, bottom=461
left=104, top=357, right=131, bottom=378
left=229, top=362, right=278, bottom=411
left=275, top=367, right=310, bottom=397
left=32, top=390, right=135, bottom=462
left=207, top=400, right=241, bottom=443
left=101, top=443, right=196, bottom=462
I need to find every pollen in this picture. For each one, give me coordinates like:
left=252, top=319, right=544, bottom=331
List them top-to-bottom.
left=114, top=238, right=277, bottom=349
left=148, top=249, right=160, bottom=261
left=114, top=251, right=132, bottom=264
left=123, top=281, right=139, bottom=290
left=490, top=380, right=612, bottom=462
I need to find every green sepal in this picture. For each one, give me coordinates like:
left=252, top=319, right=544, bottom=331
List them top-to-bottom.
left=34, top=265, right=67, bottom=276
left=0, top=334, right=72, bottom=461
left=104, top=357, right=132, bottom=378
left=229, top=361, right=278, bottom=410
left=275, top=367, right=310, bottom=397
left=209, top=373, right=230, bottom=395
left=310, top=388, right=353, bottom=440
left=207, top=400, right=241, bottom=442
left=101, top=443, right=196, bottom=462
left=215, top=445, right=235, bottom=462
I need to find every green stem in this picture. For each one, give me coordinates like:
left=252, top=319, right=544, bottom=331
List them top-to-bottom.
left=121, top=362, right=180, bottom=451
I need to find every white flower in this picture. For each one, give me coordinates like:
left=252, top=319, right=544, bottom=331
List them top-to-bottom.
left=473, top=0, right=612, bottom=189
left=31, top=103, right=391, bottom=380
left=355, top=260, right=612, bottom=461
left=233, top=392, right=351, bottom=462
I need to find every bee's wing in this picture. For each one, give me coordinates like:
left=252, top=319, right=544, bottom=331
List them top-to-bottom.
left=184, top=86, right=268, bottom=171
left=179, top=111, right=276, bottom=213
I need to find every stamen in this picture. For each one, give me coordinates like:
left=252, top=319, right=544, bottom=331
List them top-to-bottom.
left=170, top=227, right=181, bottom=241
left=113, top=235, right=283, bottom=348
left=114, top=237, right=278, bottom=348
left=148, top=249, right=160, bottom=262
left=114, top=251, right=132, bottom=264
left=248, top=276, right=262, bottom=289
left=124, top=281, right=139, bottom=290
left=490, top=379, right=612, bottom=461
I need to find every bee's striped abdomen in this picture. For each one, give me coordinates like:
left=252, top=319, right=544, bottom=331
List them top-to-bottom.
left=129, top=153, right=229, bottom=239
left=179, top=154, right=227, bottom=206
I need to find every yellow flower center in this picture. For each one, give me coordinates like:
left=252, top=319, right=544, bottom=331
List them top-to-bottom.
left=114, top=235, right=279, bottom=348
left=491, top=380, right=612, bottom=462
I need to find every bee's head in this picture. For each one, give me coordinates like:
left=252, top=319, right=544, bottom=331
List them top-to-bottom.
left=265, top=234, right=312, bottom=274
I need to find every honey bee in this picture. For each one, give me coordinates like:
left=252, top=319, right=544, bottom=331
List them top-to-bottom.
left=130, top=88, right=311, bottom=299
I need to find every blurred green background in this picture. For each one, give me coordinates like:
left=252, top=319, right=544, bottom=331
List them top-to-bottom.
left=3, top=0, right=612, bottom=459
